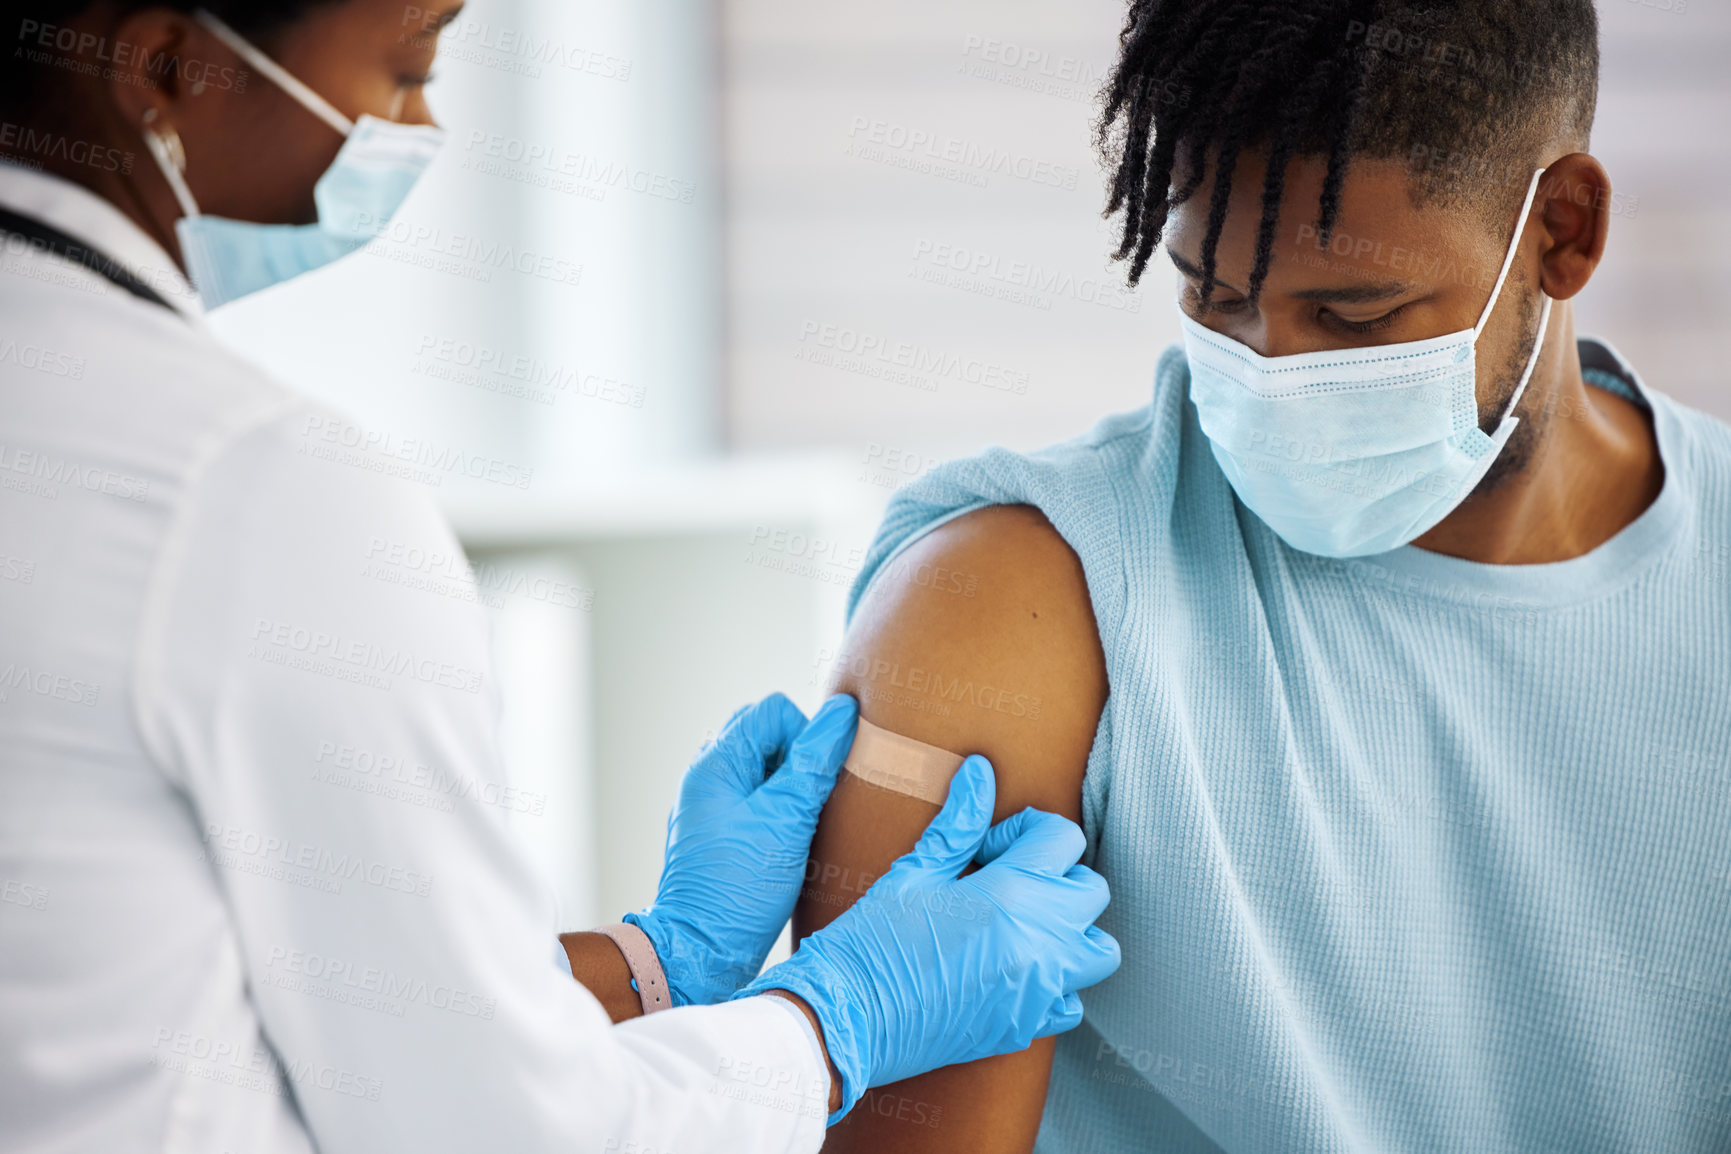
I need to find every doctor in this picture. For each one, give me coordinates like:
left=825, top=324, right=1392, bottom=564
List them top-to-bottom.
left=0, top=2, right=1120, bottom=1152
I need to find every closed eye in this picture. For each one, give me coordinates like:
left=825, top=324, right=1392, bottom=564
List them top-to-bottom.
left=1180, top=285, right=1250, bottom=319
left=1324, top=303, right=1408, bottom=335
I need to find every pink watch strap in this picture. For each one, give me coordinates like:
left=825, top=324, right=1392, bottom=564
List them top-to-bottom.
left=595, top=922, right=671, bottom=1015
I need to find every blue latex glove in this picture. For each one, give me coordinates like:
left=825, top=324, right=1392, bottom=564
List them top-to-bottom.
left=625, top=693, right=858, bottom=1006
left=735, top=755, right=1121, bottom=1121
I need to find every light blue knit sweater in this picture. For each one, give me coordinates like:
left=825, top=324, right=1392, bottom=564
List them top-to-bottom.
left=846, top=339, right=1731, bottom=1153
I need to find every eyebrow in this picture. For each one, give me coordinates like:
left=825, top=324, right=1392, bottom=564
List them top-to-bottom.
left=432, top=3, right=466, bottom=29
left=1168, top=248, right=1417, bottom=305
left=1167, top=251, right=1246, bottom=297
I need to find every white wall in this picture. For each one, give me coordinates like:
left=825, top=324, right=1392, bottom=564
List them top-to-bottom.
left=722, top=0, right=1731, bottom=453
left=722, top=0, right=1171, bottom=464
left=1575, top=0, right=1731, bottom=415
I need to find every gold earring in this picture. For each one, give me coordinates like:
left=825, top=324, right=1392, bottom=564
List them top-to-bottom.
left=140, top=107, right=186, bottom=172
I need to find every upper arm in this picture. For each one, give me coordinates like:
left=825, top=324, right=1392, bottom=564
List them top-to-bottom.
left=800, top=503, right=1107, bottom=1152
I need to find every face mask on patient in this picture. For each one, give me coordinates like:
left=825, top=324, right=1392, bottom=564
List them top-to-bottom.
left=1180, top=168, right=1553, bottom=560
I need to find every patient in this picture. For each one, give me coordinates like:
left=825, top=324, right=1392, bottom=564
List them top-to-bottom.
left=796, top=2, right=1731, bottom=1152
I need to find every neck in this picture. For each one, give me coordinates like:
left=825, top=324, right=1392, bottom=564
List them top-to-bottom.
left=17, top=95, right=186, bottom=267
left=1412, top=304, right=1665, bottom=565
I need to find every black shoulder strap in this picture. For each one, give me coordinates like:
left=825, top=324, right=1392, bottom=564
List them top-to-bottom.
left=0, top=205, right=181, bottom=314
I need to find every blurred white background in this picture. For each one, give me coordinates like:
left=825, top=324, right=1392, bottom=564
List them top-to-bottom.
left=204, top=0, right=1731, bottom=936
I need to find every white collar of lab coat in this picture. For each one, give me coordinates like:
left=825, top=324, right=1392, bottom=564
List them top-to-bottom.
left=0, top=159, right=203, bottom=322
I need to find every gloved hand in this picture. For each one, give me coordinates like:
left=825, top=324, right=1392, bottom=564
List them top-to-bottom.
left=625, top=693, right=858, bottom=1006
left=735, top=755, right=1120, bottom=1121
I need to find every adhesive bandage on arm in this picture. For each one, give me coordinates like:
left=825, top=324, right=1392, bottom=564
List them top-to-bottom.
left=842, top=718, right=966, bottom=805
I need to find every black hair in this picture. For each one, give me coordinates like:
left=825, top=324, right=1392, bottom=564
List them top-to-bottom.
left=1098, top=0, right=1600, bottom=305
left=2, top=1, right=334, bottom=114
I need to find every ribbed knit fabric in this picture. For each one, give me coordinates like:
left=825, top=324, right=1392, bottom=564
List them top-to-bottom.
left=846, top=339, right=1731, bottom=1153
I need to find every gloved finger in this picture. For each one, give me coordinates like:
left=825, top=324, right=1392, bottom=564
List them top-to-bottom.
left=688, top=693, right=809, bottom=800
left=751, top=694, right=858, bottom=820
left=712, top=701, right=754, bottom=744
left=895, top=755, right=996, bottom=877
left=973, top=807, right=1086, bottom=877
left=972, top=808, right=1019, bottom=867
left=1061, top=862, right=1113, bottom=926
left=1065, top=925, right=1122, bottom=992
left=1031, top=991, right=1084, bottom=1040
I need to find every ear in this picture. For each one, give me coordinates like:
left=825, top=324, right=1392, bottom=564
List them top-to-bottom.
left=103, top=9, right=203, bottom=131
left=1534, top=152, right=1613, bottom=302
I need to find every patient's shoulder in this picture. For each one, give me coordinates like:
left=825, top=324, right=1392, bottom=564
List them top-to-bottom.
left=832, top=503, right=1106, bottom=821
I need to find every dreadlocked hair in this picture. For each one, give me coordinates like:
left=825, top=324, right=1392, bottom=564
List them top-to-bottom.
left=1098, top=0, right=1600, bottom=306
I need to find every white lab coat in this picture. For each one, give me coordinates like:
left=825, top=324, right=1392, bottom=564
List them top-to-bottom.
left=0, top=162, right=828, bottom=1154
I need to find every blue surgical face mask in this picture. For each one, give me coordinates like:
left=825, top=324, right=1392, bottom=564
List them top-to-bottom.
left=140, top=9, right=445, bottom=310
left=1180, top=167, right=1554, bottom=559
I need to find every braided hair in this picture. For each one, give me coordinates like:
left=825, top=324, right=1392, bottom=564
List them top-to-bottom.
left=1099, top=0, right=1600, bottom=305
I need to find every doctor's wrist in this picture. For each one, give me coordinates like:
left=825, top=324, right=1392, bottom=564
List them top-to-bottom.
left=621, top=910, right=697, bottom=1006
left=624, top=910, right=763, bottom=1007
left=558, top=931, right=644, bottom=1023
left=760, top=990, right=845, bottom=1117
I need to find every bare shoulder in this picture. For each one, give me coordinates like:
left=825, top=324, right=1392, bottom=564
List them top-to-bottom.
left=830, top=502, right=1106, bottom=822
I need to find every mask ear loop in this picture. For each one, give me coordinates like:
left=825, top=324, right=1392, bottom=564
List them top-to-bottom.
left=194, top=8, right=355, bottom=137
left=140, top=108, right=201, bottom=220
left=1472, top=167, right=1548, bottom=340
left=1476, top=167, right=1555, bottom=427
left=1498, top=295, right=1553, bottom=426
